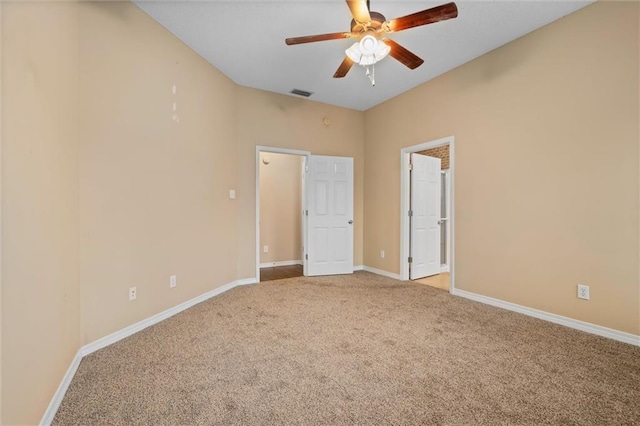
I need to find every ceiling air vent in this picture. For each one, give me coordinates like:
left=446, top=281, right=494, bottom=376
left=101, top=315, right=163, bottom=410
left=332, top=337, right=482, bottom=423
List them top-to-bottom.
left=290, top=89, right=313, bottom=98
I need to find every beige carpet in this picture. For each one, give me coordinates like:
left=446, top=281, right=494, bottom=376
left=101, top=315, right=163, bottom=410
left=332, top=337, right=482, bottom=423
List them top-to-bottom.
left=54, top=272, right=640, bottom=425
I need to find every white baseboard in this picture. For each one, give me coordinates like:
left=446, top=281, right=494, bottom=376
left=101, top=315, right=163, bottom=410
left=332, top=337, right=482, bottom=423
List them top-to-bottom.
left=259, top=260, right=301, bottom=268
left=353, top=265, right=364, bottom=271
left=362, top=265, right=402, bottom=280
left=40, top=277, right=257, bottom=426
left=235, top=277, right=258, bottom=286
left=80, top=278, right=256, bottom=356
left=452, top=289, right=640, bottom=347
left=39, top=350, right=83, bottom=426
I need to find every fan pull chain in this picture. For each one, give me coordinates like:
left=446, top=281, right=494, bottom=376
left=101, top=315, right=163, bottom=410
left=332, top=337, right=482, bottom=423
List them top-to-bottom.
left=365, top=64, right=375, bottom=86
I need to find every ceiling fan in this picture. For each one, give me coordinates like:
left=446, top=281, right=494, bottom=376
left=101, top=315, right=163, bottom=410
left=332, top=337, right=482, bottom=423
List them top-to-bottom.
left=285, top=1, right=458, bottom=85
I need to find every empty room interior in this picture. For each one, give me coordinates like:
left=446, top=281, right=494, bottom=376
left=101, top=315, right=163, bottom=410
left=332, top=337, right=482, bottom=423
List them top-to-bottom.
left=1, top=0, right=639, bottom=424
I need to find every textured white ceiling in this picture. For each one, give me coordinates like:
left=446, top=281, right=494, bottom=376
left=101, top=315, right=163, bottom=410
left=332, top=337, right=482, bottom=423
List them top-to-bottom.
left=133, top=0, right=594, bottom=111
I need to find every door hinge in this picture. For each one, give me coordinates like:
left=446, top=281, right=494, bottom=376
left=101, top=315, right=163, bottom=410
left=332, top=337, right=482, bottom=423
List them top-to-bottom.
left=409, top=163, right=413, bottom=171
left=305, top=210, right=308, bottom=216
left=408, top=210, right=413, bottom=217
left=305, top=254, right=308, bottom=260
left=408, top=256, right=413, bottom=263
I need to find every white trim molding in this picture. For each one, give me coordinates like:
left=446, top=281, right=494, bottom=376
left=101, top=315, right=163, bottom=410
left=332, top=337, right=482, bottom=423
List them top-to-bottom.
left=259, top=260, right=302, bottom=268
left=353, top=264, right=364, bottom=271
left=363, top=266, right=402, bottom=281
left=40, top=277, right=257, bottom=426
left=80, top=278, right=257, bottom=356
left=235, top=278, right=258, bottom=286
left=453, top=289, right=640, bottom=347
left=39, top=351, right=83, bottom=426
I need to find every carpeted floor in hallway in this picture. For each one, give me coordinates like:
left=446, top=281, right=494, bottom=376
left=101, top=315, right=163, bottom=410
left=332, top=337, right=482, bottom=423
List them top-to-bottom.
left=54, top=272, right=640, bottom=425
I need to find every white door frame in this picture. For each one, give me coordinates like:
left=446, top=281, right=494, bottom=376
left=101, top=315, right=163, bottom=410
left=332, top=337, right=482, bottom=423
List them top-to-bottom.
left=399, top=136, right=455, bottom=293
left=255, top=146, right=310, bottom=282
left=440, top=169, right=452, bottom=273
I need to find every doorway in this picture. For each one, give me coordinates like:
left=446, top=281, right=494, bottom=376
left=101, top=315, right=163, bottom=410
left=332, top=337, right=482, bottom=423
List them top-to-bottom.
left=400, top=136, right=455, bottom=292
left=256, top=146, right=309, bottom=282
left=255, top=147, right=356, bottom=282
left=258, top=151, right=306, bottom=281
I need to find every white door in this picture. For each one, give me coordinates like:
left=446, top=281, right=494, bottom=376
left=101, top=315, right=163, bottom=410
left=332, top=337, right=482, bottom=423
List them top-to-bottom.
left=410, top=153, right=441, bottom=279
left=306, top=155, right=354, bottom=276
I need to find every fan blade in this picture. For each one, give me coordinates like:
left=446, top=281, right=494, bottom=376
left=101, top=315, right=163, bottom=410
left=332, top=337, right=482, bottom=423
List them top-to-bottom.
left=346, top=0, right=371, bottom=24
left=384, top=2, right=458, bottom=33
left=286, top=32, right=354, bottom=45
left=382, top=38, right=424, bottom=69
left=333, top=57, right=355, bottom=78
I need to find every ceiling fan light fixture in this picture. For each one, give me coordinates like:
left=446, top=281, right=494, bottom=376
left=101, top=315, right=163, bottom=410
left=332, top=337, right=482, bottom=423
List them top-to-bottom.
left=286, top=1, right=459, bottom=85
left=345, top=35, right=390, bottom=67
left=360, top=35, right=378, bottom=55
left=345, top=42, right=362, bottom=64
left=374, top=42, right=391, bottom=62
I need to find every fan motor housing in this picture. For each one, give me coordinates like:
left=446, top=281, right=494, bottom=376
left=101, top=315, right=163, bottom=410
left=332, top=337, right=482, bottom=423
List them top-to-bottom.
left=350, top=11, right=386, bottom=33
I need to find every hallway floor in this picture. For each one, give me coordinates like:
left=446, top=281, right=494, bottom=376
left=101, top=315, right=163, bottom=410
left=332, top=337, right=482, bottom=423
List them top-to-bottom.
left=260, top=264, right=303, bottom=282
left=413, top=272, right=450, bottom=291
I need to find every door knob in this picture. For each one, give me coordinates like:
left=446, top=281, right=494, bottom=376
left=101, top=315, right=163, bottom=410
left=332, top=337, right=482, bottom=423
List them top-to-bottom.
left=348, top=220, right=353, bottom=224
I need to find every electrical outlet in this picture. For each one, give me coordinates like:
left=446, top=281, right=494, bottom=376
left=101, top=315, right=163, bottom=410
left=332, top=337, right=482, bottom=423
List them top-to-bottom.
left=263, top=245, right=269, bottom=253
left=380, top=250, right=385, bottom=259
left=170, top=275, right=177, bottom=288
left=577, top=284, right=590, bottom=300
left=129, top=287, right=137, bottom=301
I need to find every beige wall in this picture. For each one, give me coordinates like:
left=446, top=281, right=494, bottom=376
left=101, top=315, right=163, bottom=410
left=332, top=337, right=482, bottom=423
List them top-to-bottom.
left=3, top=1, right=637, bottom=423
left=1, top=2, right=365, bottom=421
left=2, top=2, right=81, bottom=424
left=79, top=2, right=239, bottom=343
left=364, top=2, right=640, bottom=334
left=78, top=3, right=365, bottom=343
left=236, top=87, right=365, bottom=278
left=259, top=152, right=302, bottom=265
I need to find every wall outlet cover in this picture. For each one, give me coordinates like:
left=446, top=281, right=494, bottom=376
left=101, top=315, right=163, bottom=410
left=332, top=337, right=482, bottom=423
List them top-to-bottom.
left=577, top=284, right=590, bottom=300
